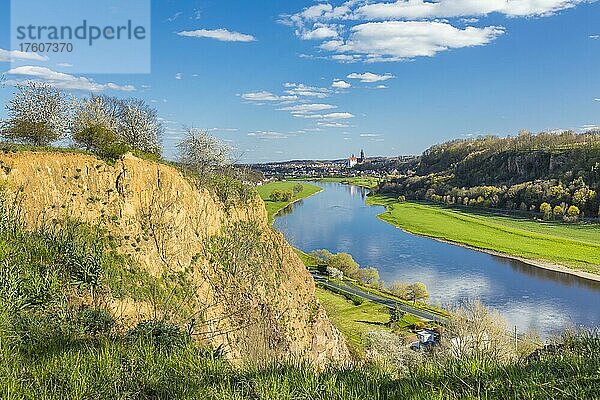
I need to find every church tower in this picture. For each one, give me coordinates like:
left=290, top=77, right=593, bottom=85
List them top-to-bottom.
left=359, top=149, right=365, bottom=163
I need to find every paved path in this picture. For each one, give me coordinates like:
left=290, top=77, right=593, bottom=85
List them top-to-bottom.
left=313, top=274, right=448, bottom=324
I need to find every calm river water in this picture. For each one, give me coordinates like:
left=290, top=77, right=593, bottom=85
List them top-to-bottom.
left=273, top=182, right=600, bottom=337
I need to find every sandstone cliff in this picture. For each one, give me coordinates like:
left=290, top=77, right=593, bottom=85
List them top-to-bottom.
left=0, top=151, right=349, bottom=365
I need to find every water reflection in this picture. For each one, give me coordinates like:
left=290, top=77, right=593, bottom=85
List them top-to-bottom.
left=274, top=182, right=600, bottom=337
left=277, top=199, right=303, bottom=218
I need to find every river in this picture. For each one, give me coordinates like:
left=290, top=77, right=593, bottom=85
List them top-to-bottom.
left=273, top=182, right=600, bottom=337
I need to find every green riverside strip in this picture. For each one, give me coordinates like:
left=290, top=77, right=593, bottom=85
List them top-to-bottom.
left=367, top=195, right=600, bottom=276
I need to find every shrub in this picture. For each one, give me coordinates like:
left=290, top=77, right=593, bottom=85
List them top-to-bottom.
left=73, top=95, right=162, bottom=156
left=72, top=124, right=130, bottom=160
left=177, top=128, right=231, bottom=175
left=202, top=174, right=256, bottom=208
left=269, top=190, right=293, bottom=202
left=540, top=202, right=552, bottom=220
left=553, top=205, right=564, bottom=218
left=564, top=205, right=580, bottom=223
left=328, top=253, right=360, bottom=279
left=326, top=266, right=343, bottom=280
left=358, top=267, right=381, bottom=287
left=388, top=281, right=409, bottom=299
left=405, top=282, right=429, bottom=305
left=388, top=304, right=405, bottom=325
left=76, top=307, right=114, bottom=335
left=127, top=320, right=189, bottom=350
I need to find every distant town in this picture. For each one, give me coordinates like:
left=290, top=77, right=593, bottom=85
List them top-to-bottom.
left=252, top=150, right=418, bottom=179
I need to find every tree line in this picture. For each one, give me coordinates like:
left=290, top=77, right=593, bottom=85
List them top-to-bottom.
left=0, top=81, right=251, bottom=184
left=379, top=131, right=600, bottom=221
left=311, top=249, right=429, bottom=305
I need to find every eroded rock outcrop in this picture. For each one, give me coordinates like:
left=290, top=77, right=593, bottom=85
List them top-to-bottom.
left=0, top=151, right=350, bottom=366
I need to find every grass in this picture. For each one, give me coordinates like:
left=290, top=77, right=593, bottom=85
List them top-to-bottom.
left=312, top=176, right=382, bottom=189
left=256, top=181, right=323, bottom=223
left=367, top=195, right=600, bottom=275
left=295, top=248, right=321, bottom=268
left=315, top=287, right=392, bottom=351
left=315, top=287, right=427, bottom=352
left=1, top=333, right=599, bottom=399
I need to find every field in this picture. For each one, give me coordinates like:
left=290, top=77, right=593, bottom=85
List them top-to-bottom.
left=256, top=181, right=322, bottom=222
left=367, top=195, right=600, bottom=275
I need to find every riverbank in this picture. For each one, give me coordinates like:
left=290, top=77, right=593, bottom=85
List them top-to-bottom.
left=307, top=176, right=382, bottom=189
left=256, top=181, right=323, bottom=223
left=367, top=195, right=600, bottom=282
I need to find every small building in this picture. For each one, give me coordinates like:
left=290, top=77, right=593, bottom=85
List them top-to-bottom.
left=409, top=329, right=438, bottom=350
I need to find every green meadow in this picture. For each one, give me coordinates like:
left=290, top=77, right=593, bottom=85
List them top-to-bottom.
left=256, top=181, right=323, bottom=222
left=367, top=195, right=600, bottom=275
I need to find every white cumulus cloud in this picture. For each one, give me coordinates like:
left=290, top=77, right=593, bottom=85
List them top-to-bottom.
left=282, top=0, right=587, bottom=63
left=356, top=0, right=586, bottom=20
left=324, top=21, right=504, bottom=61
left=299, top=23, right=341, bottom=40
left=177, top=28, right=256, bottom=42
left=0, top=48, right=48, bottom=62
left=5, top=66, right=135, bottom=92
left=347, top=72, right=394, bottom=83
left=332, top=79, right=352, bottom=88
left=284, top=82, right=331, bottom=98
left=241, top=91, right=297, bottom=102
left=278, top=103, right=337, bottom=114
left=323, top=112, right=355, bottom=120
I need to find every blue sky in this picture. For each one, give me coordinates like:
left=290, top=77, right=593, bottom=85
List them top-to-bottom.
left=1, top=0, right=599, bottom=162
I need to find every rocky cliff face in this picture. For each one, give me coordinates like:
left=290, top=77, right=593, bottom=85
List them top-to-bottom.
left=454, top=149, right=600, bottom=187
left=0, top=151, right=349, bottom=366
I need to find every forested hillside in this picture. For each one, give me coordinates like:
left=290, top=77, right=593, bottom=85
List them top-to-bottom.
left=378, top=131, right=600, bottom=219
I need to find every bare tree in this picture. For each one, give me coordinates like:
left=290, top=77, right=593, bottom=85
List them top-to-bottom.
left=1, top=81, right=72, bottom=146
left=177, top=127, right=231, bottom=175
left=441, top=300, right=515, bottom=362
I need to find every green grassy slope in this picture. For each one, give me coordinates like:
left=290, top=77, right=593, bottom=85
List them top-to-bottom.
left=256, top=181, right=322, bottom=222
left=367, top=195, right=600, bottom=275
left=315, top=287, right=391, bottom=350
left=3, top=326, right=599, bottom=399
